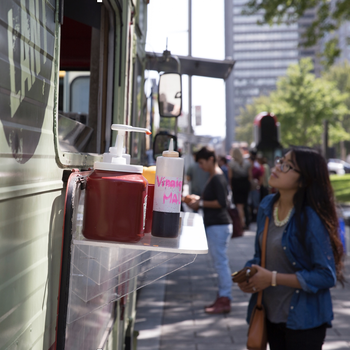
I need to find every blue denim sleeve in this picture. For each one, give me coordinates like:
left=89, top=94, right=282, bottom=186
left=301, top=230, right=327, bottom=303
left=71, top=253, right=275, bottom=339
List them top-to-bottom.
left=245, top=203, right=265, bottom=268
left=295, top=210, right=337, bottom=293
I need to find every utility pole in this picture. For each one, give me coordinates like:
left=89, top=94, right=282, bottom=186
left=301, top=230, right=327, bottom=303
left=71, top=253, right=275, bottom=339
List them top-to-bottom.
left=188, top=0, right=193, bottom=136
left=225, top=0, right=234, bottom=153
left=322, top=119, right=329, bottom=159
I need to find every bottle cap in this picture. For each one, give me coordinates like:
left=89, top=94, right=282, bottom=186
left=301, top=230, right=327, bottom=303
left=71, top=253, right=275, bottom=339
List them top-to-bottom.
left=94, top=124, right=151, bottom=173
left=162, top=139, right=179, bottom=157
left=102, top=148, right=130, bottom=164
left=143, top=166, right=156, bottom=184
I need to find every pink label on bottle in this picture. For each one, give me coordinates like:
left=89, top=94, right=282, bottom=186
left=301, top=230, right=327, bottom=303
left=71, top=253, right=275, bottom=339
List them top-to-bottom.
left=153, top=176, right=182, bottom=213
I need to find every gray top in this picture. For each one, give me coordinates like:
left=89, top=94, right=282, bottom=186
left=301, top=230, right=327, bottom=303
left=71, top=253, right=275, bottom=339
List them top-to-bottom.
left=229, top=159, right=251, bottom=178
left=186, top=162, right=210, bottom=196
left=259, top=218, right=298, bottom=323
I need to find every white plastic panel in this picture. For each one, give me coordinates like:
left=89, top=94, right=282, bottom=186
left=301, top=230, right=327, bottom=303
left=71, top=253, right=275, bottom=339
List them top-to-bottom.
left=64, top=175, right=207, bottom=343
left=67, top=248, right=196, bottom=324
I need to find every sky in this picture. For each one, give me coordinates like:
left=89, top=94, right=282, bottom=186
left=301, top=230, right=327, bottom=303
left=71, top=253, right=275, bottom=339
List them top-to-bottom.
left=146, top=0, right=227, bottom=138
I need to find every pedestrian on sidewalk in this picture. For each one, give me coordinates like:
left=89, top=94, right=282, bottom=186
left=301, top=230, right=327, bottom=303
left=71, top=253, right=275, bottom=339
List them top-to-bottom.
left=187, top=146, right=233, bottom=314
left=237, top=146, right=345, bottom=350
left=228, top=147, right=252, bottom=229
left=248, top=149, right=264, bottom=222
left=186, top=151, right=210, bottom=197
left=257, top=153, right=270, bottom=201
left=218, top=155, right=229, bottom=183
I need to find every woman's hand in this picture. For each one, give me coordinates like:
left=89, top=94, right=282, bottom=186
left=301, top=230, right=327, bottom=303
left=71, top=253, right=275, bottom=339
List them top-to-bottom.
left=185, top=194, right=200, bottom=210
left=187, top=199, right=200, bottom=211
left=238, top=265, right=272, bottom=293
left=237, top=280, right=255, bottom=294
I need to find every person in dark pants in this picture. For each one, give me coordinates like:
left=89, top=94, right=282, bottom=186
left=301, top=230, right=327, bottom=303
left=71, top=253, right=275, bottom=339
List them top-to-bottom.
left=187, top=146, right=233, bottom=314
left=237, top=146, right=345, bottom=350
left=228, top=148, right=251, bottom=229
left=248, top=150, right=264, bottom=222
left=257, top=154, right=270, bottom=201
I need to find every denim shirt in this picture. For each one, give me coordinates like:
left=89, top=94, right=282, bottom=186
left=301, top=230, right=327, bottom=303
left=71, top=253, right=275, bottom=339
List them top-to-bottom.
left=245, top=194, right=337, bottom=330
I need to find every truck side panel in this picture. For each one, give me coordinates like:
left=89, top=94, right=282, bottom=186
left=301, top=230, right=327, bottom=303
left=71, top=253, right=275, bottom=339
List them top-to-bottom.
left=0, top=1, right=64, bottom=349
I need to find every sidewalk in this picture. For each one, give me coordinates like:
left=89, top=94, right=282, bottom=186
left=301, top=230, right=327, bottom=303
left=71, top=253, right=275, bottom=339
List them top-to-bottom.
left=135, top=224, right=350, bottom=350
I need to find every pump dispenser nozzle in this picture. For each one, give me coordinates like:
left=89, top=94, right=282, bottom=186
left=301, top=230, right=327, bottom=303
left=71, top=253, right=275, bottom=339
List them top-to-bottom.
left=94, top=124, right=151, bottom=173
left=110, top=124, right=151, bottom=165
left=162, top=139, right=179, bottom=157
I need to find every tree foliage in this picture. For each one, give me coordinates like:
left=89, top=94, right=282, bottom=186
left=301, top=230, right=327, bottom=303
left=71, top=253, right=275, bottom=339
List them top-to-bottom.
left=243, top=0, right=350, bottom=65
left=235, top=58, right=350, bottom=147
left=322, top=61, right=350, bottom=138
left=322, top=61, right=350, bottom=112
left=159, top=116, right=177, bottom=132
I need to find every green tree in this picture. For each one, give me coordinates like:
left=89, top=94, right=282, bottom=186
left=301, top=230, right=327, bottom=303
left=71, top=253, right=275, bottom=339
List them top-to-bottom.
left=242, top=0, right=350, bottom=65
left=235, top=58, right=350, bottom=147
left=270, top=58, right=349, bottom=146
left=322, top=61, right=350, bottom=157
left=322, top=61, right=350, bottom=119
left=159, top=117, right=176, bottom=131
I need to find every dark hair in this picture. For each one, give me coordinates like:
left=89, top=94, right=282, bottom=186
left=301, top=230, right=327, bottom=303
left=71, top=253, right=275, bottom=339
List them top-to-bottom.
left=195, top=146, right=216, bottom=163
left=275, top=146, right=345, bottom=285
left=249, top=148, right=257, bottom=160
left=219, top=155, right=227, bottom=164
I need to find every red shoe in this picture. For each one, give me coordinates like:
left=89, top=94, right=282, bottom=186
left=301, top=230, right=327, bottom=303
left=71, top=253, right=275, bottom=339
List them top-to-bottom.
left=205, top=294, right=219, bottom=308
left=204, top=297, right=231, bottom=314
left=205, top=300, right=216, bottom=308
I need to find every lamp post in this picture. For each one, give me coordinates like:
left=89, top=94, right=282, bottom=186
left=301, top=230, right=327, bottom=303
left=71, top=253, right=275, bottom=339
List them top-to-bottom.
left=188, top=0, right=193, bottom=136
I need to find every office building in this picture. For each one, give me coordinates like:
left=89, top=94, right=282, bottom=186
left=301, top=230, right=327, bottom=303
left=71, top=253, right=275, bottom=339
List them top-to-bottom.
left=229, top=0, right=321, bottom=121
left=337, top=21, right=350, bottom=63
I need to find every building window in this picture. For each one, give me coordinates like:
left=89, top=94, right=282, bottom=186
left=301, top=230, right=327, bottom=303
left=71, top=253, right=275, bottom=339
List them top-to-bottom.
left=233, top=23, right=298, bottom=32
left=234, top=32, right=299, bottom=41
left=234, top=41, right=299, bottom=50
left=233, top=50, right=298, bottom=59
left=234, top=59, right=298, bottom=69
left=234, top=69, right=289, bottom=77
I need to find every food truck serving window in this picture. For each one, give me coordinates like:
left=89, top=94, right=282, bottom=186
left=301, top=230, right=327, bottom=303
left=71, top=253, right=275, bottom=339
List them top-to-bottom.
left=56, top=0, right=116, bottom=167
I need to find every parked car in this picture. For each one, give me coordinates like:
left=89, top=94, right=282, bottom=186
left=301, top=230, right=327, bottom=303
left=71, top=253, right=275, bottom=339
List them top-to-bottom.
left=328, top=159, right=350, bottom=175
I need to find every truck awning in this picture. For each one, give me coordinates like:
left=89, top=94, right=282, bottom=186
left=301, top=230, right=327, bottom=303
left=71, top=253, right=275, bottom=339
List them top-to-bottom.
left=146, top=52, right=235, bottom=80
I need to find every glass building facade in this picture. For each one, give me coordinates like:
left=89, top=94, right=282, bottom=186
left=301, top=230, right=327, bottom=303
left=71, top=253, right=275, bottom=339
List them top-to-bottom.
left=231, top=0, right=320, bottom=119
left=326, top=0, right=350, bottom=64
left=336, top=21, right=350, bottom=63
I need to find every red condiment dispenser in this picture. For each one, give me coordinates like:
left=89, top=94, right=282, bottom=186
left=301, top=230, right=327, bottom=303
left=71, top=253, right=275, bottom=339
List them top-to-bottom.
left=83, top=124, right=151, bottom=243
left=142, top=166, right=156, bottom=233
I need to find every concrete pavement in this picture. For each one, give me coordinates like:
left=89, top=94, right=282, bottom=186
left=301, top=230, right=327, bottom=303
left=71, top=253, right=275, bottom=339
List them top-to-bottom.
left=135, top=224, right=350, bottom=350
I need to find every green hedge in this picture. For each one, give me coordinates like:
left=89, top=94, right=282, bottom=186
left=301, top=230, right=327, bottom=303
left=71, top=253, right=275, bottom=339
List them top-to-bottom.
left=330, top=174, right=350, bottom=204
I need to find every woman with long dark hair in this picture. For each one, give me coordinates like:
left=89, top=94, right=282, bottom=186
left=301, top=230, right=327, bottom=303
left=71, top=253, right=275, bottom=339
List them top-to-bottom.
left=237, top=146, right=345, bottom=350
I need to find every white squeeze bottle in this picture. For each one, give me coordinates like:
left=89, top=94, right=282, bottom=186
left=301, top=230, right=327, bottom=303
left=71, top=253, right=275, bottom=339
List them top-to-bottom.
left=152, top=139, right=184, bottom=238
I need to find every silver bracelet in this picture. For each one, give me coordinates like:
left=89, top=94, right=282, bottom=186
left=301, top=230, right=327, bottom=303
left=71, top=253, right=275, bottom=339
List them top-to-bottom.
left=271, top=271, right=277, bottom=287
